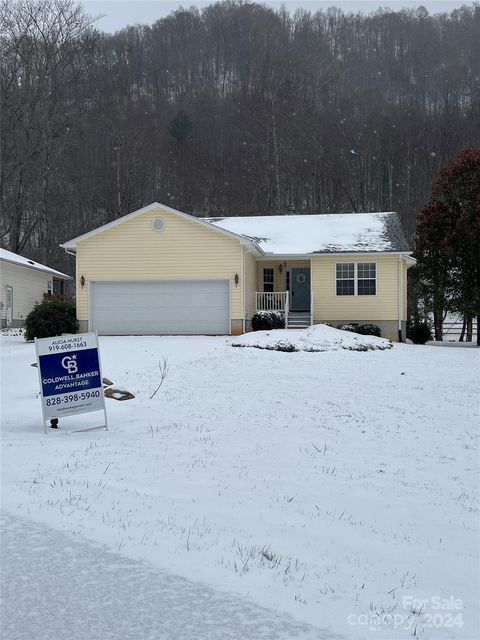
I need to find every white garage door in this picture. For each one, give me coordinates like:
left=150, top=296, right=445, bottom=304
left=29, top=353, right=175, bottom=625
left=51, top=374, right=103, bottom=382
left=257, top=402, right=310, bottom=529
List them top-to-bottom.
left=90, top=280, right=230, bottom=335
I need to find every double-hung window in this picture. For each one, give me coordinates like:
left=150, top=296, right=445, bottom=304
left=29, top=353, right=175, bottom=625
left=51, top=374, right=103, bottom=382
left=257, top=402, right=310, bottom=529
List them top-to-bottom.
left=336, top=262, right=376, bottom=296
left=357, top=262, right=376, bottom=295
left=336, top=263, right=355, bottom=295
left=263, top=268, right=274, bottom=292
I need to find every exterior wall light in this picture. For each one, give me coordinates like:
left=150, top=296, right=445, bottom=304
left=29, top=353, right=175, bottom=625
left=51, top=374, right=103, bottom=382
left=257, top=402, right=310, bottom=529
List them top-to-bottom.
left=278, top=263, right=283, bottom=273
left=234, top=273, right=239, bottom=287
left=80, top=275, right=85, bottom=288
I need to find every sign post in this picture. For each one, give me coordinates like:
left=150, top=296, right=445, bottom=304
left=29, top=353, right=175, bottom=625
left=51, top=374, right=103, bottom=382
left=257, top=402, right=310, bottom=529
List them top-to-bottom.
left=35, top=332, right=108, bottom=433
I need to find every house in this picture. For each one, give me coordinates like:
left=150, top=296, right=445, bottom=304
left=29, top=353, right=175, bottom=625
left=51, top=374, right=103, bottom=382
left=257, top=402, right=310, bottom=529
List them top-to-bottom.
left=60, top=202, right=415, bottom=341
left=0, top=248, right=71, bottom=328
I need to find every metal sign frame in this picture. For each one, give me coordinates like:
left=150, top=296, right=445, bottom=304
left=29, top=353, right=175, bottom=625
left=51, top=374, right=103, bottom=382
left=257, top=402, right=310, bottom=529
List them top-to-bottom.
left=35, top=331, right=108, bottom=434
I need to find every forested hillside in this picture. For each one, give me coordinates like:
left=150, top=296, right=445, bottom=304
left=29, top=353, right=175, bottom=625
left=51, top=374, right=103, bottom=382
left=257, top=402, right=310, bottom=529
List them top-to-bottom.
left=1, top=0, right=479, bottom=272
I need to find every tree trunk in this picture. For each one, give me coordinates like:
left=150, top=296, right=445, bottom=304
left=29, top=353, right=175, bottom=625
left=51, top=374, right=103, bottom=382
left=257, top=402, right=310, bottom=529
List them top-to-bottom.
left=271, top=111, right=281, bottom=214
left=433, top=308, right=443, bottom=341
left=459, top=315, right=466, bottom=342
left=477, top=315, right=480, bottom=347
left=466, top=316, right=473, bottom=342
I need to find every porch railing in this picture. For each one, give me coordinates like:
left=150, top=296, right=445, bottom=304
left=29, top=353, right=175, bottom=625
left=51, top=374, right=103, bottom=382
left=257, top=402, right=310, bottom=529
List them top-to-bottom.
left=256, top=292, right=289, bottom=322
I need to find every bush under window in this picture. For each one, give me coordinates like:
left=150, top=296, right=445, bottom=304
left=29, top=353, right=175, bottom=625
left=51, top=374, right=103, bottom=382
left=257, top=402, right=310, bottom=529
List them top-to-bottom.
left=336, top=323, right=358, bottom=333
left=337, top=323, right=382, bottom=337
left=356, top=324, right=382, bottom=337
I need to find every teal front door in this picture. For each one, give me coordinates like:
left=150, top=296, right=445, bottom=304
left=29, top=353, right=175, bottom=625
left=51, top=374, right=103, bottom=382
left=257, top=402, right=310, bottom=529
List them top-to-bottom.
left=291, top=268, right=310, bottom=311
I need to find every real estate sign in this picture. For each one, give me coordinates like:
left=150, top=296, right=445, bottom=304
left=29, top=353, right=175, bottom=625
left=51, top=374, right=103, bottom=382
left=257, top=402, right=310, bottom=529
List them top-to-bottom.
left=35, top=332, right=108, bottom=433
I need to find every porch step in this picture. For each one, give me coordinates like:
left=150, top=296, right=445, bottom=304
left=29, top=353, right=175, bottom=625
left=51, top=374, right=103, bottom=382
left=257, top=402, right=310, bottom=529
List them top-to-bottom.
left=287, top=312, right=311, bottom=329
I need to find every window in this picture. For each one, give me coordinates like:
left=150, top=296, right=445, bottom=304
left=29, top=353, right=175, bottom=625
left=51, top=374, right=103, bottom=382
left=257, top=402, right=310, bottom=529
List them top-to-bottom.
left=336, top=262, right=376, bottom=296
left=357, top=262, right=376, bottom=295
left=336, top=263, right=355, bottom=295
left=263, top=268, right=274, bottom=292
left=285, top=270, right=290, bottom=292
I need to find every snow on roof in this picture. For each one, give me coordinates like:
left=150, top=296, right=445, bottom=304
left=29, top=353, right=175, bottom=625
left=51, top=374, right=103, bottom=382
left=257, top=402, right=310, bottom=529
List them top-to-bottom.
left=203, top=212, right=410, bottom=255
left=0, top=248, right=70, bottom=279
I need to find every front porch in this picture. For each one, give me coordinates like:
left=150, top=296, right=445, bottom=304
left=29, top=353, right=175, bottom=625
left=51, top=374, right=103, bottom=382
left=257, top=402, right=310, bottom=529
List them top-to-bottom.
left=255, top=262, right=313, bottom=328
left=256, top=291, right=311, bottom=328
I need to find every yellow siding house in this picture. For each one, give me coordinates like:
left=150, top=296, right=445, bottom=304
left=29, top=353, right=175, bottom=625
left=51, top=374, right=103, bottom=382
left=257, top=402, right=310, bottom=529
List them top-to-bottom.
left=61, top=202, right=414, bottom=341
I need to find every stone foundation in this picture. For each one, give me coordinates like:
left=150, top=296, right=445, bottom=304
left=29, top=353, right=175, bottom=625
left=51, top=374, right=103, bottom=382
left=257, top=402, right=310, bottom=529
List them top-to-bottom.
left=78, top=318, right=405, bottom=340
left=1, top=319, right=24, bottom=328
left=230, top=319, right=244, bottom=336
left=315, top=319, right=406, bottom=342
left=78, top=320, right=88, bottom=333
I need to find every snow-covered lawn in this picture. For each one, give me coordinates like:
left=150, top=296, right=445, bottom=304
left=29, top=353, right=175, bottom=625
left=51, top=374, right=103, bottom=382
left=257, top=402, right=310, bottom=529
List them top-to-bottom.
left=1, top=333, right=479, bottom=639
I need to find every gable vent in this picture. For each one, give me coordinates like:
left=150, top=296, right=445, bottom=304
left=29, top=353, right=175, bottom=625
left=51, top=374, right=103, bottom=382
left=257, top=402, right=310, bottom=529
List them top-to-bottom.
left=152, top=217, right=165, bottom=232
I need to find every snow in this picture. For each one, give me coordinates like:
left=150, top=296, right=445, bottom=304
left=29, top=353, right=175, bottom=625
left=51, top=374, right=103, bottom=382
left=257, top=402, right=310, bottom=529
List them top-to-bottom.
left=203, top=212, right=396, bottom=254
left=0, top=248, right=69, bottom=278
left=231, top=323, right=393, bottom=352
left=1, top=335, right=479, bottom=639
left=2, top=512, right=322, bottom=640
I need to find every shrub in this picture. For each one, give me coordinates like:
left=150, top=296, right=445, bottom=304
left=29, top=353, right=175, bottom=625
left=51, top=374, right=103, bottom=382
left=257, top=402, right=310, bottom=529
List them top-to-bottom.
left=24, top=300, right=79, bottom=342
left=251, top=311, right=285, bottom=331
left=271, top=311, right=285, bottom=329
left=407, top=320, right=432, bottom=345
left=336, top=323, right=357, bottom=333
left=356, top=324, right=382, bottom=337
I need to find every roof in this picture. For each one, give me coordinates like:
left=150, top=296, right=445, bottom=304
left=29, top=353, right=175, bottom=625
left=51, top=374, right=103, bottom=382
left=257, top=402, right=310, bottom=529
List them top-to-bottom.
left=61, top=202, right=259, bottom=251
left=61, top=202, right=410, bottom=256
left=203, top=212, right=411, bottom=255
left=0, top=248, right=70, bottom=279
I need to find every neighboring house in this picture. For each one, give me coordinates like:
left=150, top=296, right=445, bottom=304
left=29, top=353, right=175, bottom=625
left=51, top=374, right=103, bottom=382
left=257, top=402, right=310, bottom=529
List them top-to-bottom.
left=60, top=202, right=415, bottom=341
left=0, top=249, right=71, bottom=328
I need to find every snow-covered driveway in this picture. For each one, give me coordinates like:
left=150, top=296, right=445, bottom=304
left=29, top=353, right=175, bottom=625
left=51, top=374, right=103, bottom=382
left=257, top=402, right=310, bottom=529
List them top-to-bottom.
left=1, top=335, right=479, bottom=639
left=1, top=511, right=325, bottom=640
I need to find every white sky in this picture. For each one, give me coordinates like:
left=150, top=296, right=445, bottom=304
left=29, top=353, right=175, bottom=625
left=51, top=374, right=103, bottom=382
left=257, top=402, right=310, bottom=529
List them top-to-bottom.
left=82, top=1, right=474, bottom=32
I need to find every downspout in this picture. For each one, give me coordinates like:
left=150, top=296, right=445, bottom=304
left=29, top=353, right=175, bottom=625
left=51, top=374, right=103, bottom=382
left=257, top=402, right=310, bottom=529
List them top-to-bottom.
left=63, top=246, right=79, bottom=326
left=243, top=246, right=257, bottom=333
left=242, top=248, right=245, bottom=333
left=397, top=254, right=403, bottom=342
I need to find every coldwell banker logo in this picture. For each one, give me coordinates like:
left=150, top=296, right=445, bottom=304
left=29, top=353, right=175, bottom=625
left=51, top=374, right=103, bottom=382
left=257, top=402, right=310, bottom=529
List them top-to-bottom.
left=39, top=348, right=101, bottom=397
left=61, top=355, right=78, bottom=374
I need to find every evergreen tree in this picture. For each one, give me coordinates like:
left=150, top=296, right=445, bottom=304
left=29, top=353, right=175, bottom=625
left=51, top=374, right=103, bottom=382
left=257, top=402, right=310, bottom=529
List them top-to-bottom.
left=168, top=110, right=193, bottom=143
left=415, top=201, right=453, bottom=340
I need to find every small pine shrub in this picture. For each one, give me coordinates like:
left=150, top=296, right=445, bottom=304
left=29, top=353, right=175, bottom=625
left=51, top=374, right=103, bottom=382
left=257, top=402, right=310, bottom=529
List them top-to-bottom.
left=24, top=300, right=79, bottom=342
left=251, top=311, right=285, bottom=331
left=407, top=321, right=432, bottom=345
left=336, top=323, right=357, bottom=333
left=356, top=324, right=382, bottom=337
left=266, top=342, right=297, bottom=352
